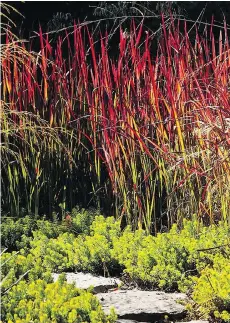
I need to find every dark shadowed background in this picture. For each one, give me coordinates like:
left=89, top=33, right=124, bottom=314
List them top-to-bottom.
left=5, top=1, right=230, bottom=37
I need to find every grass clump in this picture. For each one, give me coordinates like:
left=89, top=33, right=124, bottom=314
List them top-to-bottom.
left=2, top=10, right=230, bottom=230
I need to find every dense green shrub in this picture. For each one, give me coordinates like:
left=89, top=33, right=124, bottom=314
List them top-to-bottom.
left=70, top=207, right=100, bottom=235
left=1, top=208, right=100, bottom=253
left=1, top=215, right=66, bottom=252
left=1, top=215, right=121, bottom=284
left=89, top=215, right=121, bottom=240
left=1, top=216, right=36, bottom=251
left=28, top=216, right=122, bottom=275
left=77, top=216, right=122, bottom=275
left=3, top=217, right=228, bottom=289
left=36, top=217, right=65, bottom=238
left=112, top=219, right=230, bottom=291
left=112, top=224, right=191, bottom=290
left=111, top=227, right=148, bottom=280
left=29, top=232, right=77, bottom=272
left=1, top=251, right=53, bottom=294
left=192, top=254, right=230, bottom=322
left=1, top=278, right=117, bottom=323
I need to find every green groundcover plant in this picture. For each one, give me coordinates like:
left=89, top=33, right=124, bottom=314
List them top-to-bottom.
left=1, top=207, right=98, bottom=252
left=1, top=214, right=230, bottom=321
left=192, top=255, right=230, bottom=322
left=1, top=277, right=117, bottom=323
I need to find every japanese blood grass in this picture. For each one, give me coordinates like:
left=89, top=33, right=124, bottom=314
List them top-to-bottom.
left=1, top=8, right=76, bottom=217
left=1, top=16, right=230, bottom=231
left=1, top=102, right=77, bottom=216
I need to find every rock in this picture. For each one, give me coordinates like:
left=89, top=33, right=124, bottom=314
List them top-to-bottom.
left=52, top=272, right=121, bottom=293
left=97, top=290, right=187, bottom=321
left=175, top=321, right=209, bottom=323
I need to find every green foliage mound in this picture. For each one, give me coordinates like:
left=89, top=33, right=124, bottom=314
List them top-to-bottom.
left=70, top=207, right=100, bottom=235
left=1, top=208, right=99, bottom=252
left=1, top=213, right=230, bottom=321
left=1, top=215, right=65, bottom=252
left=1, top=215, right=122, bottom=294
left=1, top=216, right=37, bottom=251
left=28, top=216, right=122, bottom=275
left=111, top=219, right=230, bottom=321
left=112, top=220, right=230, bottom=290
left=1, top=251, right=53, bottom=294
left=192, top=254, right=230, bottom=321
left=1, top=277, right=116, bottom=323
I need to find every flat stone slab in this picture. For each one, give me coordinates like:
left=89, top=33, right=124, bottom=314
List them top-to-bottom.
left=52, top=272, right=121, bottom=293
left=97, top=290, right=187, bottom=321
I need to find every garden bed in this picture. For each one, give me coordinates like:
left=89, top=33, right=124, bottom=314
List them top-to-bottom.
left=1, top=212, right=230, bottom=322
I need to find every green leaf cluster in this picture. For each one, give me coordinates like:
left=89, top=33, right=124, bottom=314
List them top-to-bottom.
left=70, top=207, right=100, bottom=235
left=1, top=208, right=99, bottom=252
left=1, top=214, right=230, bottom=321
left=1, top=215, right=122, bottom=294
left=1, top=215, right=65, bottom=252
left=1, top=216, right=37, bottom=251
left=29, top=216, right=121, bottom=275
left=112, top=220, right=230, bottom=290
left=1, top=251, right=53, bottom=294
left=192, top=254, right=230, bottom=321
left=1, top=278, right=117, bottom=323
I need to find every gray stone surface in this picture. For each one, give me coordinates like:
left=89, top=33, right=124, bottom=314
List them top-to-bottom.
left=52, top=272, right=121, bottom=293
left=52, top=273, right=205, bottom=323
left=97, top=289, right=187, bottom=321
